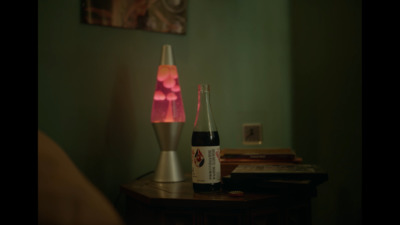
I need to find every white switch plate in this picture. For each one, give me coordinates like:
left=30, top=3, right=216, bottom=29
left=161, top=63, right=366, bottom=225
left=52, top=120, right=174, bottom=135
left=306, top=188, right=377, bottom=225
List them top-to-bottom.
left=242, top=123, right=262, bottom=145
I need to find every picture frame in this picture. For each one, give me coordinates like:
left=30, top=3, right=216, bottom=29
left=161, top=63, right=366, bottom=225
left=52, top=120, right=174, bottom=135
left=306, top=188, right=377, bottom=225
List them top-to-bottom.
left=80, top=0, right=188, bottom=35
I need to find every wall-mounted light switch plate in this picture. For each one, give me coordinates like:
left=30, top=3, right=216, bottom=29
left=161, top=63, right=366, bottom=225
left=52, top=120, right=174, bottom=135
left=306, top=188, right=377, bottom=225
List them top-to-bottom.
left=243, top=123, right=262, bottom=145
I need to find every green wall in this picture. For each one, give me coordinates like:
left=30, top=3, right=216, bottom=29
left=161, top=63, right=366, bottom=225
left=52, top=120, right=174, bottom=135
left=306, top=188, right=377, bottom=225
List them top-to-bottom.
left=38, top=0, right=361, bottom=225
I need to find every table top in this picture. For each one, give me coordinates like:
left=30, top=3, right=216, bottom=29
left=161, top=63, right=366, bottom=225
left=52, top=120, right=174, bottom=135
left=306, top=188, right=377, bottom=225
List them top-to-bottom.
left=120, top=173, right=313, bottom=209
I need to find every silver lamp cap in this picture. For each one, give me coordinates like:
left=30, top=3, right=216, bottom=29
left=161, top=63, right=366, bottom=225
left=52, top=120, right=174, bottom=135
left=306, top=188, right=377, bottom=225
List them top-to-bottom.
left=160, top=44, right=174, bottom=65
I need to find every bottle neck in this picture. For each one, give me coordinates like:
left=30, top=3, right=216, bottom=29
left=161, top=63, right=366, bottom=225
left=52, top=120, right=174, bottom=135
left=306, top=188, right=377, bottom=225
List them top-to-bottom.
left=194, top=84, right=217, bottom=132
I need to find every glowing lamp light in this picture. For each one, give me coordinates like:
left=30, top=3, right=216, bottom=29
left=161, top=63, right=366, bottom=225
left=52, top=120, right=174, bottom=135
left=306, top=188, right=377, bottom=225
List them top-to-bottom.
left=151, top=45, right=185, bottom=182
left=151, top=65, right=185, bottom=123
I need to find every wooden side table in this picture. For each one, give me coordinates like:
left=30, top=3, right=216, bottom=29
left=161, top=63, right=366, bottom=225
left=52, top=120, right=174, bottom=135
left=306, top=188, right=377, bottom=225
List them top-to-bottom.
left=120, top=173, right=320, bottom=225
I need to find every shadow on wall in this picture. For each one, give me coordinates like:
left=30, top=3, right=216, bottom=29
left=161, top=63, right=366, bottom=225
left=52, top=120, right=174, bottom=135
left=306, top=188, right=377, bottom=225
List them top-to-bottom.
left=83, top=65, right=138, bottom=202
left=105, top=65, right=137, bottom=160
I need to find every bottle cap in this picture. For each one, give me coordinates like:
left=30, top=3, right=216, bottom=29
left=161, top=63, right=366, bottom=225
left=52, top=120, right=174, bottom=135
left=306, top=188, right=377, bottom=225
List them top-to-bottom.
left=198, top=84, right=210, bottom=92
left=228, top=190, right=244, bottom=197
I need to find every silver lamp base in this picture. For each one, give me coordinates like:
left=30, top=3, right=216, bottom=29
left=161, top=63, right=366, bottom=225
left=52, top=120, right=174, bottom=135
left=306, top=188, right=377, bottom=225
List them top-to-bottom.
left=152, top=122, right=184, bottom=182
left=153, top=150, right=184, bottom=182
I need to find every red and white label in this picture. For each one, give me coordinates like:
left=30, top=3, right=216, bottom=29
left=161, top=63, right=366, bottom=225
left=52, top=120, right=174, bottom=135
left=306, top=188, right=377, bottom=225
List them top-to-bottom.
left=191, top=146, right=221, bottom=183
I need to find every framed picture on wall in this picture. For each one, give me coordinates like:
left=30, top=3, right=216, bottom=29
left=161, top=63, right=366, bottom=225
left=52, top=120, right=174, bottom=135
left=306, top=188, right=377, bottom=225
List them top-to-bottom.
left=80, top=0, right=188, bottom=35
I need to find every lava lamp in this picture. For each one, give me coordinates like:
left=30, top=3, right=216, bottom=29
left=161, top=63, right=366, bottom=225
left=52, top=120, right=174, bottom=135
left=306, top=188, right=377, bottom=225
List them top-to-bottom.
left=151, top=44, right=185, bottom=182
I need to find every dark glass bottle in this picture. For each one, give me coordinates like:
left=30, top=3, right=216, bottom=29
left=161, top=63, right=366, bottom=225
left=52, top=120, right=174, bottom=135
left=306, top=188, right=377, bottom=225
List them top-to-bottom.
left=191, top=84, right=221, bottom=192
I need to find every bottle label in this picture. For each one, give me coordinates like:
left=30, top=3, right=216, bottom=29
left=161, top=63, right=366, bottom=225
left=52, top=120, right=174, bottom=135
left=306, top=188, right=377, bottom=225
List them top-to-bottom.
left=191, top=146, right=221, bottom=183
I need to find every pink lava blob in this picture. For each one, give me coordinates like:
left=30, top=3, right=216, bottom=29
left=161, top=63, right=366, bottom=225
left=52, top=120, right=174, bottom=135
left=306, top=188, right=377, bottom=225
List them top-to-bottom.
left=151, top=65, right=185, bottom=123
